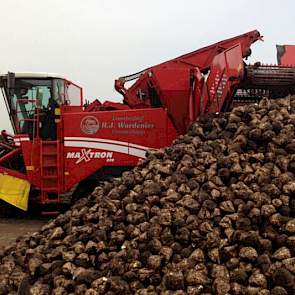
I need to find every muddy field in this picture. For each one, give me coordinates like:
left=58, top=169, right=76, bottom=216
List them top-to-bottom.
left=0, top=218, right=48, bottom=248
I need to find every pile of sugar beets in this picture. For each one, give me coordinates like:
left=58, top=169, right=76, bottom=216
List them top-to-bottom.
left=1, top=97, right=295, bottom=295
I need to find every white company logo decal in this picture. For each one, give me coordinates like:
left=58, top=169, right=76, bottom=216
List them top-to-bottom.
left=80, top=114, right=155, bottom=136
left=80, top=116, right=99, bottom=135
left=66, top=149, right=114, bottom=164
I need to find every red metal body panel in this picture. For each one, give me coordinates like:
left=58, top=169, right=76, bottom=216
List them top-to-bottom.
left=205, top=44, right=244, bottom=113
left=277, top=45, right=295, bottom=65
left=149, top=67, right=191, bottom=133
left=10, top=107, right=178, bottom=196
left=62, top=108, right=177, bottom=190
left=16, top=136, right=42, bottom=188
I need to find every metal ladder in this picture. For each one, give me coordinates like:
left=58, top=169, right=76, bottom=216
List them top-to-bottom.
left=40, top=140, right=61, bottom=205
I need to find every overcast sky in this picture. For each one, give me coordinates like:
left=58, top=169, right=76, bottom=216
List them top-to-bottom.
left=0, top=0, right=295, bottom=131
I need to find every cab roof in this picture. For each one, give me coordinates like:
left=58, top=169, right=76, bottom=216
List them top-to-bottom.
left=0, top=72, right=65, bottom=79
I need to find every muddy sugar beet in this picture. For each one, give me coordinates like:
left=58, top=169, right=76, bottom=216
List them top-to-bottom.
left=1, top=96, right=295, bottom=294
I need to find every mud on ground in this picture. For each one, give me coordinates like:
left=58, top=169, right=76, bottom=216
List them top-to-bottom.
left=0, top=218, right=48, bottom=247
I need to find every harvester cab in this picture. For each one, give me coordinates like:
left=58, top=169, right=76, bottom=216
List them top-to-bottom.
left=0, top=72, right=83, bottom=140
left=0, top=73, right=84, bottom=212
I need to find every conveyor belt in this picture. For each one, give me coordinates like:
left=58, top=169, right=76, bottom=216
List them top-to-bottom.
left=225, top=65, right=295, bottom=109
left=231, top=65, right=295, bottom=103
left=244, top=65, right=295, bottom=87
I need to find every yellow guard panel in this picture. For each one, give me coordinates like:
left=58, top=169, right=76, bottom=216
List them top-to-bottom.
left=0, top=174, right=30, bottom=211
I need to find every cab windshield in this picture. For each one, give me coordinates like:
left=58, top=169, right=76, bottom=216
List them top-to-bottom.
left=10, top=78, right=63, bottom=135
